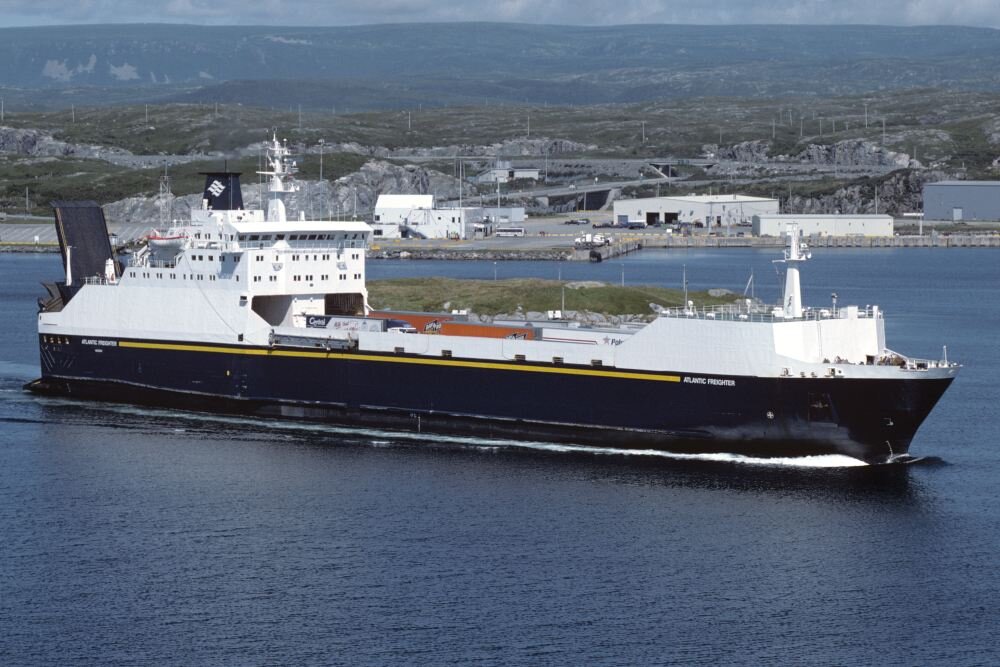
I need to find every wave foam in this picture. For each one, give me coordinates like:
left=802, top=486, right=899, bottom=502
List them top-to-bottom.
left=15, top=398, right=872, bottom=468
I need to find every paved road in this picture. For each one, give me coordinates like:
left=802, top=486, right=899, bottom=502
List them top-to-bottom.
left=454, top=176, right=671, bottom=203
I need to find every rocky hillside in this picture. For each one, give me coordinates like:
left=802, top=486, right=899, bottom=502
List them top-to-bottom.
left=706, top=139, right=914, bottom=168
left=103, top=160, right=463, bottom=224
left=787, top=170, right=949, bottom=216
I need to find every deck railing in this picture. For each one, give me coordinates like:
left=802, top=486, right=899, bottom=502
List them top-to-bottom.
left=657, top=303, right=880, bottom=323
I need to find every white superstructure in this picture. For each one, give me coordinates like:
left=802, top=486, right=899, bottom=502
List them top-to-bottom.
left=41, top=133, right=371, bottom=347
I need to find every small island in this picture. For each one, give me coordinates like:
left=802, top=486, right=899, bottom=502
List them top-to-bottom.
left=367, top=277, right=739, bottom=324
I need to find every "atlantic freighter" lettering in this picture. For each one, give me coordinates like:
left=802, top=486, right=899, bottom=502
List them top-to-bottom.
left=683, top=376, right=736, bottom=387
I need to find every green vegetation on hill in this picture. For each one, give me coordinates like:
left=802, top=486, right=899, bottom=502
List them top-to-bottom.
left=5, top=86, right=999, bottom=170
left=0, top=152, right=366, bottom=214
left=367, top=277, right=736, bottom=316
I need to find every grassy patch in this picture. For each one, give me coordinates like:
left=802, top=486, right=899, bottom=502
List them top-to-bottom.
left=367, top=277, right=737, bottom=316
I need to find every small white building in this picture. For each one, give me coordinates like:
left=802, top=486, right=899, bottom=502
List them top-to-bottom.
left=475, top=161, right=541, bottom=185
left=372, top=194, right=487, bottom=240
left=613, top=194, right=779, bottom=228
left=752, top=214, right=894, bottom=237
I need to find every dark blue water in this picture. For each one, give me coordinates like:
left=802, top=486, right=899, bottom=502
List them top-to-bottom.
left=2, top=250, right=998, bottom=665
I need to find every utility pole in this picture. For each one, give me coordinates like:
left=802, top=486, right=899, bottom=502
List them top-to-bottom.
left=864, top=102, right=869, bottom=128
left=145, top=104, right=149, bottom=124
left=71, top=105, right=75, bottom=123
left=407, top=110, right=411, bottom=131
left=799, top=117, right=803, bottom=138
left=641, top=120, right=646, bottom=143
left=318, top=139, right=324, bottom=181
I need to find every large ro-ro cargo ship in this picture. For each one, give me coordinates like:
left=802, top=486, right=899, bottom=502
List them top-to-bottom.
left=28, top=135, right=958, bottom=463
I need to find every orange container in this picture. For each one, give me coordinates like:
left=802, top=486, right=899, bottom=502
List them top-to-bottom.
left=439, top=322, right=535, bottom=340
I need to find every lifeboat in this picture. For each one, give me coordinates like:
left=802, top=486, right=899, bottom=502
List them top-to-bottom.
left=147, top=229, right=186, bottom=250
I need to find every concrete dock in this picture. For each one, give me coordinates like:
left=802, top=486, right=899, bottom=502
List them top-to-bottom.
left=4, top=215, right=1000, bottom=258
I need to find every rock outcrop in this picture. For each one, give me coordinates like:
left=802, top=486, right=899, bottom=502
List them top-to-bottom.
left=0, top=126, right=132, bottom=160
left=702, top=138, right=914, bottom=168
left=795, top=139, right=914, bottom=168
left=705, top=140, right=771, bottom=163
left=786, top=169, right=949, bottom=216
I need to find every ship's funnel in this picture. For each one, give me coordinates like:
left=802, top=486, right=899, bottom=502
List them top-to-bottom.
left=200, top=172, right=244, bottom=211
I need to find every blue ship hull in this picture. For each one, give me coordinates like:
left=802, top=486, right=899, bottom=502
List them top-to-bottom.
left=28, top=334, right=954, bottom=463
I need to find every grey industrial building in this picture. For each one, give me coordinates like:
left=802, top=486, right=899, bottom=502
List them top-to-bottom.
left=923, top=181, right=1000, bottom=222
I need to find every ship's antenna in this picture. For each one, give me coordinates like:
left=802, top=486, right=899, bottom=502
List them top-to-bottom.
left=158, top=162, right=172, bottom=227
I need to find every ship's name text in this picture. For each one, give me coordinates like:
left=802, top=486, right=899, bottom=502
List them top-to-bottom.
left=82, top=339, right=118, bottom=347
left=683, top=376, right=735, bottom=387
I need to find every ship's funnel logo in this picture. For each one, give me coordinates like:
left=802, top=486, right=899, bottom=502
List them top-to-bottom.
left=207, top=180, right=226, bottom=197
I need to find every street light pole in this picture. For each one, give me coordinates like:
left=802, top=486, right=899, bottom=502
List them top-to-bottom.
left=318, top=139, right=324, bottom=182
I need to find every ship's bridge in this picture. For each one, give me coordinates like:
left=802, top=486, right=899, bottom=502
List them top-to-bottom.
left=228, top=219, right=371, bottom=251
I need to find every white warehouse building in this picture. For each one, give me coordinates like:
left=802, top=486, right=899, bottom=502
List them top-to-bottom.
left=372, top=194, right=489, bottom=240
left=613, top=194, right=779, bottom=228
left=752, top=214, right=894, bottom=237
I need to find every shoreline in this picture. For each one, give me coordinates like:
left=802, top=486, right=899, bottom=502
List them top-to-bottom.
left=4, top=232, right=1000, bottom=259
